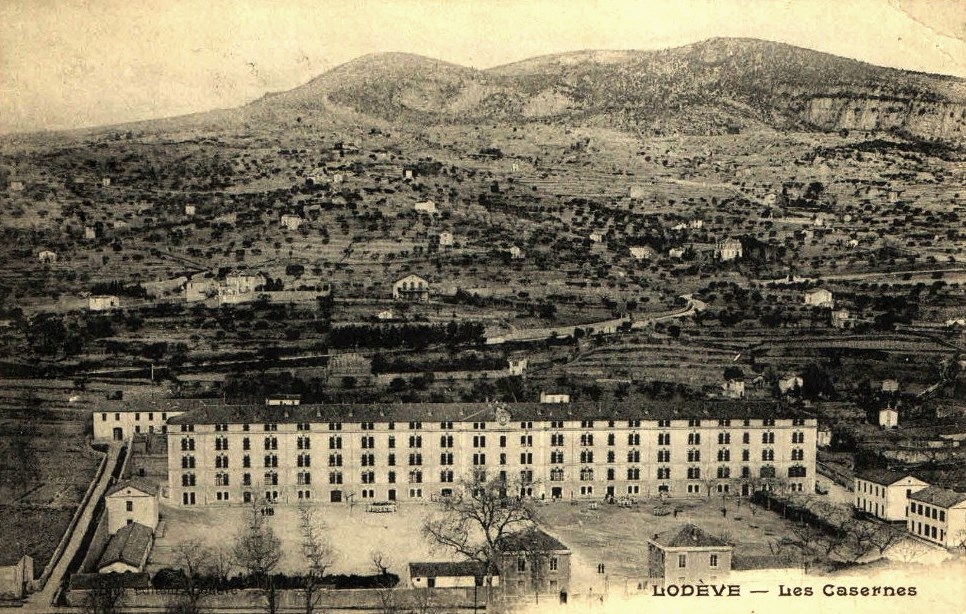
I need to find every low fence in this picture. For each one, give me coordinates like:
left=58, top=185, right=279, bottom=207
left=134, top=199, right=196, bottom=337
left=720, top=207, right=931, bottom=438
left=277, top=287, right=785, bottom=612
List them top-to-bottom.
left=67, top=586, right=485, bottom=611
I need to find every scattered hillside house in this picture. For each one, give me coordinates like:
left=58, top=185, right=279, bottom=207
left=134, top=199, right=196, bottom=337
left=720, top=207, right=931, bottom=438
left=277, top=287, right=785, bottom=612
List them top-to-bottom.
left=403, top=168, right=415, bottom=180
left=101, top=177, right=111, bottom=187
left=7, top=180, right=24, bottom=192
left=763, top=193, right=778, bottom=205
left=414, top=200, right=437, bottom=214
left=184, top=204, right=196, bottom=216
left=280, top=214, right=303, bottom=230
left=688, top=219, right=704, bottom=229
left=84, top=226, right=97, bottom=240
left=438, top=231, right=454, bottom=247
left=589, top=231, right=604, bottom=243
left=715, top=239, right=742, bottom=261
left=509, top=246, right=525, bottom=260
left=629, top=246, right=656, bottom=261
left=668, top=247, right=686, bottom=259
left=37, top=250, right=57, bottom=264
left=219, top=273, right=266, bottom=304
left=393, top=274, right=430, bottom=302
left=184, top=279, right=217, bottom=303
left=804, top=288, right=834, bottom=308
left=88, top=295, right=121, bottom=311
left=377, top=309, right=394, bottom=321
left=831, top=309, right=852, bottom=329
left=508, top=358, right=528, bottom=376
left=778, top=375, right=804, bottom=395
left=721, top=379, right=745, bottom=399
left=881, top=379, right=900, bottom=393
left=539, top=392, right=570, bottom=404
left=879, top=406, right=899, bottom=429
left=817, top=426, right=832, bottom=448
left=854, top=469, right=929, bottom=522
left=105, top=479, right=159, bottom=534
left=907, top=486, right=966, bottom=548
left=97, top=522, right=153, bottom=574
left=647, top=524, right=732, bottom=588
left=497, top=529, right=571, bottom=597
left=0, top=554, right=33, bottom=599
left=409, top=561, right=493, bottom=589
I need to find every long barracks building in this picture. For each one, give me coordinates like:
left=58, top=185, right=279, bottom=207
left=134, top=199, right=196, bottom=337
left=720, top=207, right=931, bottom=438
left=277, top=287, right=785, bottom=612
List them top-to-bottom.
left=155, top=400, right=817, bottom=507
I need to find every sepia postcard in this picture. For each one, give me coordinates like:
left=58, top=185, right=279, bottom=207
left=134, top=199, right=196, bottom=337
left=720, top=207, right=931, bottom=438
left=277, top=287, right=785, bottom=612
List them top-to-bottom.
left=0, top=1, right=965, bottom=613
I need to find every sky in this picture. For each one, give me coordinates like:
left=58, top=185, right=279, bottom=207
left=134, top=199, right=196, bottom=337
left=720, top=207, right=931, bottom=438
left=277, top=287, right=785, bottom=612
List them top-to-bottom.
left=1, top=0, right=964, bottom=134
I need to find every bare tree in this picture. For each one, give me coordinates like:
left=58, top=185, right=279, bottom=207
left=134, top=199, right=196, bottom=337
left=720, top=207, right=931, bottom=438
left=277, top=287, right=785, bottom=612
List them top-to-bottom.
left=422, top=472, right=538, bottom=598
left=298, top=501, right=336, bottom=614
left=233, top=502, right=283, bottom=614
left=843, top=520, right=878, bottom=561
left=869, top=524, right=906, bottom=555
left=166, top=539, right=213, bottom=614
left=208, top=545, right=235, bottom=587
left=370, top=550, right=393, bottom=578
left=82, top=574, right=126, bottom=614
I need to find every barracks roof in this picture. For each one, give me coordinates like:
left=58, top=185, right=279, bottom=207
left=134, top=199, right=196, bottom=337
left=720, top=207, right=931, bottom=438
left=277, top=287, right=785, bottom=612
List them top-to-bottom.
left=166, top=400, right=812, bottom=425
left=853, top=469, right=924, bottom=487
left=105, top=478, right=159, bottom=498
left=908, top=486, right=966, bottom=508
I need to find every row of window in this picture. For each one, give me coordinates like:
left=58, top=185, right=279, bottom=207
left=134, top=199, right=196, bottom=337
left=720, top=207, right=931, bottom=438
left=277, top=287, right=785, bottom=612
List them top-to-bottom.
left=102, top=412, right=169, bottom=422
left=175, top=417, right=808, bottom=433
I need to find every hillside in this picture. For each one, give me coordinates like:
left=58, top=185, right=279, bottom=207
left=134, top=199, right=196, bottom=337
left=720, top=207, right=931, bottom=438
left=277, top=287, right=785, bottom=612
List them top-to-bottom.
left=241, top=37, right=966, bottom=141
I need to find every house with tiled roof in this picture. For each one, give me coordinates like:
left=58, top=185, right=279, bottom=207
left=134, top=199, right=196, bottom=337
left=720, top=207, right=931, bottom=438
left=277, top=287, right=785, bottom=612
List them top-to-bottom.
left=853, top=469, right=928, bottom=522
left=105, top=479, right=159, bottom=534
left=907, top=486, right=966, bottom=548
left=97, top=523, right=154, bottom=574
left=647, top=524, right=732, bottom=587
left=496, top=529, right=571, bottom=598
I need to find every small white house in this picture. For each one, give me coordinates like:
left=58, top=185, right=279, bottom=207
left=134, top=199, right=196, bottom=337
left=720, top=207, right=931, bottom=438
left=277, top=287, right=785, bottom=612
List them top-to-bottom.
left=101, top=177, right=112, bottom=187
left=8, top=180, right=24, bottom=192
left=414, top=200, right=437, bottom=214
left=184, top=204, right=196, bottom=216
left=280, top=214, right=303, bottom=230
left=688, top=219, right=704, bottom=229
left=84, top=226, right=97, bottom=240
left=589, top=231, right=604, bottom=243
left=438, top=232, right=454, bottom=247
left=716, top=239, right=742, bottom=261
left=509, top=246, right=525, bottom=260
left=629, top=246, right=656, bottom=261
left=668, top=247, right=686, bottom=259
left=38, top=250, right=57, bottom=264
left=804, top=288, right=834, bottom=308
left=88, top=295, right=121, bottom=311
left=376, top=309, right=394, bottom=321
left=831, top=309, right=852, bottom=329
left=508, top=358, right=528, bottom=376
left=722, top=379, right=745, bottom=399
left=881, top=379, right=900, bottom=393
left=539, top=392, right=570, bottom=404
left=879, top=406, right=899, bottom=429
left=105, top=479, right=159, bottom=534
left=409, top=562, right=494, bottom=589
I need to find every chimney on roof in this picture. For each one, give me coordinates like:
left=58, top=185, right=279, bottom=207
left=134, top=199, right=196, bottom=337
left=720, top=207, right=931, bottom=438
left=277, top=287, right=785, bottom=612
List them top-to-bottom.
left=653, top=533, right=658, bottom=540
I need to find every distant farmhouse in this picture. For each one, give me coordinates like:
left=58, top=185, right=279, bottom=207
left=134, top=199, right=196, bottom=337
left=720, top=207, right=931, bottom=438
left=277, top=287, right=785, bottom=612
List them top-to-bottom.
left=414, top=200, right=437, bottom=214
left=280, top=214, right=303, bottom=230
left=715, top=239, right=742, bottom=261
left=38, top=250, right=57, bottom=264
left=393, top=274, right=430, bottom=302
left=804, top=288, right=834, bottom=308
left=88, top=295, right=121, bottom=311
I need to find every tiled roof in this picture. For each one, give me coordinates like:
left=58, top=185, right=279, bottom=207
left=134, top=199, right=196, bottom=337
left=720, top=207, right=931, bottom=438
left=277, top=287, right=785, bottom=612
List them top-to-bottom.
left=167, top=400, right=812, bottom=425
left=854, top=469, right=923, bottom=487
left=105, top=478, right=159, bottom=498
left=908, top=486, right=966, bottom=508
left=98, top=523, right=153, bottom=571
left=649, top=524, right=732, bottom=549
left=497, top=528, right=568, bottom=553
left=409, top=561, right=487, bottom=578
